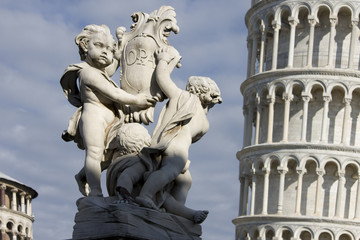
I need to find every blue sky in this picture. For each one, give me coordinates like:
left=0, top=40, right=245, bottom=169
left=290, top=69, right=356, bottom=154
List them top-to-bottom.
left=0, top=1, right=250, bottom=239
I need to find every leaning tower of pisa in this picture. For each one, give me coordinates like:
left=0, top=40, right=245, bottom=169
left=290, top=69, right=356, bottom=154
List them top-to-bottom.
left=234, top=0, right=360, bottom=239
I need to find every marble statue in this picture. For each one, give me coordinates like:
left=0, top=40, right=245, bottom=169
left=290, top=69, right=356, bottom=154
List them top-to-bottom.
left=60, top=6, right=222, bottom=240
left=61, top=24, right=155, bottom=197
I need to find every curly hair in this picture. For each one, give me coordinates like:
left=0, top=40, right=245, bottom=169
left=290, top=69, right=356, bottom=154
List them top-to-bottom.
left=75, top=24, right=115, bottom=61
left=186, top=76, right=218, bottom=96
left=116, top=123, right=151, bottom=156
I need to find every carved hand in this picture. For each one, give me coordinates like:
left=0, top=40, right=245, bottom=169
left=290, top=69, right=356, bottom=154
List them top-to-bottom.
left=135, top=93, right=157, bottom=108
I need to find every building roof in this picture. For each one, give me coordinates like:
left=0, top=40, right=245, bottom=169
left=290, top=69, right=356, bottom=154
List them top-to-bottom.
left=0, top=171, right=38, bottom=198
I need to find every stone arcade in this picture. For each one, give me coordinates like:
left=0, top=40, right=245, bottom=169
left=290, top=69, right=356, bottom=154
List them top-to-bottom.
left=234, top=0, right=360, bottom=240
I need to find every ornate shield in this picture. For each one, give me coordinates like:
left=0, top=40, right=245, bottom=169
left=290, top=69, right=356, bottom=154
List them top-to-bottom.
left=118, top=6, right=180, bottom=124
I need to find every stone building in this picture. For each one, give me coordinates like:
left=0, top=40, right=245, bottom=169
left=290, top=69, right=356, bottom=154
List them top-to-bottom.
left=234, top=0, right=360, bottom=239
left=0, top=172, right=37, bottom=240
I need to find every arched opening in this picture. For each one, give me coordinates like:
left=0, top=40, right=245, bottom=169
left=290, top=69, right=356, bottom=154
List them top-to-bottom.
left=294, top=6, right=310, bottom=67
left=313, top=6, right=331, bottom=67
left=335, top=7, right=352, bottom=68
left=277, top=9, right=291, bottom=69
left=265, top=14, right=275, bottom=71
left=289, top=83, right=304, bottom=142
left=308, top=84, right=324, bottom=142
left=273, top=85, right=285, bottom=142
left=328, top=87, right=345, bottom=144
left=350, top=88, right=360, bottom=146
left=259, top=89, right=269, bottom=144
left=268, top=159, right=280, bottom=214
left=283, top=159, right=298, bottom=213
left=302, top=160, right=318, bottom=215
left=255, top=161, right=265, bottom=214
left=322, top=161, right=339, bottom=217
left=344, top=163, right=358, bottom=218
left=266, top=229, right=275, bottom=240
left=282, top=229, right=292, bottom=240
left=300, top=230, right=312, bottom=240
left=319, top=232, right=333, bottom=240
left=339, top=233, right=353, bottom=240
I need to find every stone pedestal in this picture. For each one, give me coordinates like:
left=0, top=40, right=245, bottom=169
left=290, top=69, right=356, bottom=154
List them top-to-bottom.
left=72, top=197, right=202, bottom=240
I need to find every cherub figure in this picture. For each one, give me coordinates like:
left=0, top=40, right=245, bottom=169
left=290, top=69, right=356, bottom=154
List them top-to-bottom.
left=60, top=24, right=155, bottom=197
left=136, top=46, right=222, bottom=220
left=106, top=123, right=208, bottom=223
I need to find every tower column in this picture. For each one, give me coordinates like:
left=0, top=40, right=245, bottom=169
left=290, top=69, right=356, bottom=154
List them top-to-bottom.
left=307, top=16, right=317, bottom=67
left=287, top=17, right=298, bottom=68
left=327, top=17, right=338, bottom=67
left=348, top=20, right=359, bottom=69
left=271, top=21, right=281, bottom=70
left=259, top=22, right=266, bottom=73
left=250, top=34, right=259, bottom=75
left=246, top=39, right=252, bottom=78
left=282, top=93, right=293, bottom=142
left=301, top=94, right=311, bottom=142
left=254, top=95, right=262, bottom=145
left=321, top=95, right=332, bottom=143
left=267, top=96, right=275, bottom=143
left=341, top=97, right=352, bottom=145
left=246, top=104, right=254, bottom=146
left=243, top=105, right=249, bottom=148
left=277, top=167, right=288, bottom=214
left=262, top=168, right=270, bottom=215
left=295, top=168, right=306, bottom=215
left=250, top=169, right=257, bottom=215
left=314, top=169, right=325, bottom=215
left=335, top=170, right=345, bottom=218
left=354, top=173, right=360, bottom=219
left=242, top=175, right=250, bottom=215
left=1, top=184, right=6, bottom=207
left=11, top=188, right=18, bottom=211
left=20, top=192, right=26, bottom=213
left=26, top=195, right=32, bottom=216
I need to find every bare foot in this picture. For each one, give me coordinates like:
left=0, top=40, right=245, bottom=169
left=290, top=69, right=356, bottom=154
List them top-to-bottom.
left=75, top=174, right=89, bottom=197
left=115, top=187, right=138, bottom=206
left=136, top=196, right=161, bottom=211
left=193, top=210, right=208, bottom=224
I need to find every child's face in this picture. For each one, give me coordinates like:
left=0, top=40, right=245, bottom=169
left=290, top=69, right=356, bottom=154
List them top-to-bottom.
left=85, top=32, right=115, bottom=69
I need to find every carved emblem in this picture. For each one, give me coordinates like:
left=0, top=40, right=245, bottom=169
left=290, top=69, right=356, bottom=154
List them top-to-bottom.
left=118, top=6, right=180, bottom=124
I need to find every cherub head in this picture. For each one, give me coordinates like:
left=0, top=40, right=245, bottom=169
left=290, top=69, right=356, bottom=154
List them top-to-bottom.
left=75, top=24, right=116, bottom=69
left=186, top=76, right=222, bottom=110
left=116, top=123, right=151, bottom=156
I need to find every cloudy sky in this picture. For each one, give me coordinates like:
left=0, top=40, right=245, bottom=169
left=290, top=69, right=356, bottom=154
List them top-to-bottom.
left=0, top=0, right=250, bottom=239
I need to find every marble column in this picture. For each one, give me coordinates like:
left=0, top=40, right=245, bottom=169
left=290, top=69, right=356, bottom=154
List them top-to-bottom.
left=307, top=16, right=317, bottom=67
left=287, top=17, right=298, bottom=68
left=327, top=17, right=338, bottom=67
left=348, top=20, right=359, bottom=69
left=271, top=21, right=281, bottom=70
left=259, top=23, right=266, bottom=73
left=250, top=34, right=259, bottom=76
left=247, top=39, right=252, bottom=78
left=282, top=93, right=293, bottom=142
left=254, top=95, right=262, bottom=145
left=301, top=95, right=311, bottom=142
left=320, top=95, right=332, bottom=143
left=267, top=96, right=275, bottom=143
left=341, top=97, right=351, bottom=145
left=246, top=104, right=254, bottom=146
left=243, top=105, right=250, bottom=148
left=277, top=167, right=288, bottom=214
left=262, top=168, right=270, bottom=215
left=295, top=168, right=306, bottom=215
left=250, top=169, right=257, bottom=215
left=314, top=169, right=325, bottom=215
left=335, top=170, right=345, bottom=218
left=354, top=173, right=360, bottom=219
left=242, top=175, right=250, bottom=215
left=239, top=177, right=245, bottom=216
left=1, top=184, right=6, bottom=207
left=11, top=188, right=18, bottom=211
left=20, top=192, right=26, bottom=213
left=26, top=195, right=32, bottom=216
